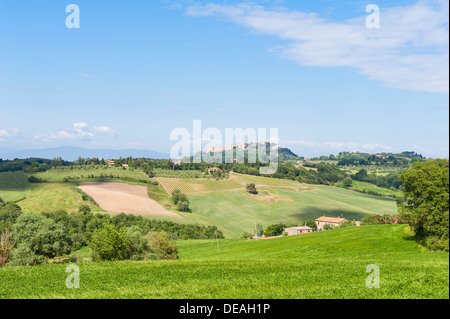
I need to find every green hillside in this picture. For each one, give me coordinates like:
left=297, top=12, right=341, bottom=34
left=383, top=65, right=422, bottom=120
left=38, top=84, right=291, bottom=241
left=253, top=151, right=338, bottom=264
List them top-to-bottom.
left=185, top=186, right=397, bottom=238
left=0, top=225, right=447, bottom=299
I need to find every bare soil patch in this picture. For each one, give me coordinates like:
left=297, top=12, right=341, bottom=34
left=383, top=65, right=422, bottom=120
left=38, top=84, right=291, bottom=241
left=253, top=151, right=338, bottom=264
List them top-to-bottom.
left=79, top=182, right=182, bottom=218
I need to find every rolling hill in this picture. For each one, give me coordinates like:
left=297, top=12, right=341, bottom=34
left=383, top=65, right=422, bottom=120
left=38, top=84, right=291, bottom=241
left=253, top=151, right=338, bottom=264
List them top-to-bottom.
left=0, top=224, right=447, bottom=299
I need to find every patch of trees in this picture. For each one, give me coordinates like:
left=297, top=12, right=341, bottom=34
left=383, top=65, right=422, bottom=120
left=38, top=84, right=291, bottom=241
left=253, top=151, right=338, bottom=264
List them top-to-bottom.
left=352, top=168, right=403, bottom=190
left=172, top=189, right=191, bottom=212
left=0, top=200, right=225, bottom=266
left=361, top=214, right=406, bottom=225
left=264, top=223, right=284, bottom=236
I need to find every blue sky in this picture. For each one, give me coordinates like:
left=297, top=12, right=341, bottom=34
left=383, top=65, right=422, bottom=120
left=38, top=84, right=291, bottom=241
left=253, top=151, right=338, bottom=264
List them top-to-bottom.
left=0, top=0, right=448, bottom=158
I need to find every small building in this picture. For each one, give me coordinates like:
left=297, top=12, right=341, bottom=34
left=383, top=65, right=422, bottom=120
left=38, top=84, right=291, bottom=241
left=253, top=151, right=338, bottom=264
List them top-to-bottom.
left=106, top=160, right=115, bottom=167
left=122, top=164, right=129, bottom=168
left=208, top=167, right=221, bottom=173
left=315, top=216, right=348, bottom=231
left=284, top=226, right=313, bottom=236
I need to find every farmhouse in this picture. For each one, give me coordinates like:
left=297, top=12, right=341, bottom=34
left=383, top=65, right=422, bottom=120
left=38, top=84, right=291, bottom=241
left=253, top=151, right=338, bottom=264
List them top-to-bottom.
left=106, top=160, right=115, bottom=167
left=208, top=167, right=221, bottom=172
left=315, top=216, right=348, bottom=231
left=284, top=226, right=313, bottom=236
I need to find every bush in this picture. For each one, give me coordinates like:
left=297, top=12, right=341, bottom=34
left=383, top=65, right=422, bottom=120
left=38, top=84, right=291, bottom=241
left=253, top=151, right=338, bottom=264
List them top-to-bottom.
left=246, top=183, right=257, bottom=194
left=177, top=201, right=190, bottom=212
left=264, top=223, right=284, bottom=236
left=89, top=224, right=131, bottom=261
left=126, top=226, right=153, bottom=260
left=147, top=231, right=178, bottom=260
left=241, top=232, right=253, bottom=239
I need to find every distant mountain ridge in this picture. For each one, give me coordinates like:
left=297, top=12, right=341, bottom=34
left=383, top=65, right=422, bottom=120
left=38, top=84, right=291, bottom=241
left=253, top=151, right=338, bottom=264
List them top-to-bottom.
left=0, top=146, right=169, bottom=161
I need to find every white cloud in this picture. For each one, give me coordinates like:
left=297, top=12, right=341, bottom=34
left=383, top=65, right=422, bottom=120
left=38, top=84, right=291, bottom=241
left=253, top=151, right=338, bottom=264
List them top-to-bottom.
left=186, top=0, right=449, bottom=93
left=73, top=122, right=88, bottom=133
left=93, top=126, right=115, bottom=134
left=0, top=129, right=10, bottom=137
left=52, top=130, right=75, bottom=139
left=323, top=142, right=359, bottom=150
left=362, top=143, right=394, bottom=151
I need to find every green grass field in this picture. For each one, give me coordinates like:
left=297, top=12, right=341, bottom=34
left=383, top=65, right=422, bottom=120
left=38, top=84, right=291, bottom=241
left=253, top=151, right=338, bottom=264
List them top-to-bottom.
left=33, top=167, right=150, bottom=183
left=0, top=171, right=30, bottom=190
left=0, top=171, right=30, bottom=203
left=157, top=173, right=306, bottom=195
left=339, top=180, right=400, bottom=197
left=17, top=183, right=104, bottom=214
left=182, top=185, right=397, bottom=238
left=0, top=225, right=447, bottom=299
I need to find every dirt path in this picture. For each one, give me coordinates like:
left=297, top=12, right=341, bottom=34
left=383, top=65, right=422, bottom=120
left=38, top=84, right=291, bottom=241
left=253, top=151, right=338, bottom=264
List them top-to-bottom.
left=79, top=182, right=182, bottom=218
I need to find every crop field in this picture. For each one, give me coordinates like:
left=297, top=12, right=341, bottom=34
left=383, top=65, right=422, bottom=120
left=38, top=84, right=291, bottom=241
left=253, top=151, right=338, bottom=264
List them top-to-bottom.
left=33, top=167, right=150, bottom=183
left=152, top=168, right=203, bottom=179
left=0, top=171, right=30, bottom=190
left=157, top=173, right=308, bottom=195
left=343, top=180, right=401, bottom=197
left=79, top=182, right=181, bottom=218
left=17, top=183, right=104, bottom=214
left=187, top=186, right=398, bottom=238
left=0, top=190, right=27, bottom=203
left=0, top=225, right=447, bottom=299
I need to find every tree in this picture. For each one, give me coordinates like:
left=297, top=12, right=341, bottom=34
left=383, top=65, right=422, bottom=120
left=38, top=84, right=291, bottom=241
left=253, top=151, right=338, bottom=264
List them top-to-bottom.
left=398, top=159, right=449, bottom=251
left=342, top=177, right=353, bottom=187
left=246, top=183, right=257, bottom=194
left=172, top=189, right=190, bottom=212
left=177, top=201, right=190, bottom=212
left=9, top=213, right=71, bottom=266
left=303, top=219, right=317, bottom=230
left=264, top=223, right=284, bottom=236
left=323, top=223, right=336, bottom=230
left=89, top=224, right=131, bottom=261
left=256, top=224, right=264, bottom=236
left=126, top=226, right=153, bottom=260
left=0, top=230, right=15, bottom=267
left=147, top=231, right=178, bottom=260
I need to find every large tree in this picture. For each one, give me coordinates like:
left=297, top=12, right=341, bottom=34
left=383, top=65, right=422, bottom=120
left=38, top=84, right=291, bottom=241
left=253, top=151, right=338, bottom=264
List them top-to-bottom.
left=398, top=159, right=449, bottom=250
left=10, top=213, right=71, bottom=266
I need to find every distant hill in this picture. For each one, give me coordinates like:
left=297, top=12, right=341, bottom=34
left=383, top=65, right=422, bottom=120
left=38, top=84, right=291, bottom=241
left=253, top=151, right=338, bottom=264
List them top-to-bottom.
left=191, top=142, right=302, bottom=163
left=0, top=146, right=169, bottom=161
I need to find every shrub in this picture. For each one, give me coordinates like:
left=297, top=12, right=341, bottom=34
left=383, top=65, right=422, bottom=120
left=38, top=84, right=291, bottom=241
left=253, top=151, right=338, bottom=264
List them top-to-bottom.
left=246, top=183, right=257, bottom=194
left=177, top=201, right=190, bottom=212
left=264, top=223, right=284, bottom=236
left=89, top=224, right=131, bottom=261
left=147, top=231, right=178, bottom=260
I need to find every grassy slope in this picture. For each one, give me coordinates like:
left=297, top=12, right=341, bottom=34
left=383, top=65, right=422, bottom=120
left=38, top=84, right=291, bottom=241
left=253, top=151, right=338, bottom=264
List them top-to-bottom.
left=33, top=167, right=149, bottom=183
left=341, top=180, right=400, bottom=197
left=18, top=183, right=104, bottom=214
left=185, top=186, right=397, bottom=238
left=0, top=225, right=447, bottom=299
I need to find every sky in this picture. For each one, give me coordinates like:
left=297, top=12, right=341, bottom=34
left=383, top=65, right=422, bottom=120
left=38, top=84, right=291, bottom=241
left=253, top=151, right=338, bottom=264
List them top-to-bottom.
left=0, top=0, right=448, bottom=158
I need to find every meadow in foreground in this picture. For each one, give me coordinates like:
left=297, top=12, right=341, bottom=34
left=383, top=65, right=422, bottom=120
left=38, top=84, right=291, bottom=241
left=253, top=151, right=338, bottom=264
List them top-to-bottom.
left=0, top=225, right=447, bottom=299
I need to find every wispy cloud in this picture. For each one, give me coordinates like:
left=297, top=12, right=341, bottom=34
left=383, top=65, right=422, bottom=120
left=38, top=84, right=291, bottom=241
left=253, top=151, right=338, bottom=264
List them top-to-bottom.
left=186, top=0, right=449, bottom=93
left=78, top=73, right=94, bottom=79
left=36, top=123, right=114, bottom=142
left=93, top=126, right=115, bottom=134
left=0, top=129, right=10, bottom=137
